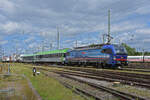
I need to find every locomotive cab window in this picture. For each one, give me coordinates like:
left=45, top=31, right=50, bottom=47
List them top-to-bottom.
left=114, top=44, right=127, bottom=54
left=101, top=49, right=112, bottom=54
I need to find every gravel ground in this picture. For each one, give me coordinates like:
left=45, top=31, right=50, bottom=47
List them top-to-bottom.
left=128, top=63, right=150, bottom=69
left=69, top=75, right=150, bottom=99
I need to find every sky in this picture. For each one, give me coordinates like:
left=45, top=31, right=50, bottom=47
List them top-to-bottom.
left=0, top=0, right=150, bottom=56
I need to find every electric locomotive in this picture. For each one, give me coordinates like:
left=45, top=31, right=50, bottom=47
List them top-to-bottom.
left=65, top=44, right=128, bottom=68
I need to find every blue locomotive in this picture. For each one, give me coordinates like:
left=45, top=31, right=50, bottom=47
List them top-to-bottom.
left=65, top=44, right=128, bottom=68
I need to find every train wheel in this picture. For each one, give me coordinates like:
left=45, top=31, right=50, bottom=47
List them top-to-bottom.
left=83, top=62, right=87, bottom=67
left=101, top=63, right=104, bottom=68
left=117, top=65, right=122, bottom=69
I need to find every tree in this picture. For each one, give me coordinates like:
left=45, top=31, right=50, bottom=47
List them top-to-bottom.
left=121, top=43, right=137, bottom=56
left=122, top=43, right=150, bottom=56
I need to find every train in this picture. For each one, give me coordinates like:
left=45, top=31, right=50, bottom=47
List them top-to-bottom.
left=20, top=44, right=128, bottom=68
left=128, top=56, right=150, bottom=62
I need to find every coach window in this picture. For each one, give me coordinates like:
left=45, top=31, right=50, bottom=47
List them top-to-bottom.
left=66, top=52, right=70, bottom=56
left=43, top=55, right=45, bottom=58
left=45, top=55, right=47, bottom=58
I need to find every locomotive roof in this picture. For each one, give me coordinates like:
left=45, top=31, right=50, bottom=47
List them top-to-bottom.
left=74, top=43, right=109, bottom=50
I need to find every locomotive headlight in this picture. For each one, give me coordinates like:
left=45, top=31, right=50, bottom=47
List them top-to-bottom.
left=113, top=56, right=116, bottom=60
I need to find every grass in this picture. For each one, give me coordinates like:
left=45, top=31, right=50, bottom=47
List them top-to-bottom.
left=10, top=63, right=85, bottom=100
left=0, top=74, right=37, bottom=100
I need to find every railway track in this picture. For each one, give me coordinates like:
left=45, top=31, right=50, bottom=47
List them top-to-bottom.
left=26, top=63, right=150, bottom=89
left=40, top=63, right=150, bottom=73
left=24, top=64, right=150, bottom=99
left=32, top=64, right=150, bottom=89
left=64, top=67, right=150, bottom=87
left=65, top=67, right=150, bottom=79
left=120, top=68, right=150, bottom=73
left=40, top=69, right=146, bottom=100
left=40, top=69, right=102, bottom=100
left=52, top=70, right=150, bottom=89
left=58, top=72, right=146, bottom=100
left=59, top=81, right=101, bottom=100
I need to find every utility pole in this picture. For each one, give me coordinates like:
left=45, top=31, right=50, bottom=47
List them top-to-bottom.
left=57, top=26, right=60, bottom=49
left=102, top=34, right=105, bottom=44
left=42, top=40, right=44, bottom=52
left=50, top=43, right=52, bottom=50
left=0, top=46, right=2, bottom=61
left=142, top=49, right=145, bottom=63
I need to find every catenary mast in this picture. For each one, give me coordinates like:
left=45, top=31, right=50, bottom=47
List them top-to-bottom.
left=107, top=9, right=111, bottom=44
left=57, top=26, right=60, bottom=49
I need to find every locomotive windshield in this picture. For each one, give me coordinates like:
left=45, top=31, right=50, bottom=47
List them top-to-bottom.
left=114, top=44, right=127, bottom=54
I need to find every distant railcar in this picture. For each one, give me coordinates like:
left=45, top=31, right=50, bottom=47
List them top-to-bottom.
left=21, top=54, right=35, bottom=63
left=128, top=56, right=150, bottom=62
left=144, top=56, right=150, bottom=62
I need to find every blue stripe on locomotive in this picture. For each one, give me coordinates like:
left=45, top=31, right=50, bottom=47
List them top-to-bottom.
left=66, top=44, right=117, bottom=66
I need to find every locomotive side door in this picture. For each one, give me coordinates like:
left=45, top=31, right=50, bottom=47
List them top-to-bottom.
left=101, top=48, right=113, bottom=64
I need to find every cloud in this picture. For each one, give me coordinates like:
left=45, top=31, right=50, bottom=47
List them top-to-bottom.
left=0, top=0, right=150, bottom=54
left=0, top=0, right=16, bottom=13
left=135, top=5, right=150, bottom=15
left=111, top=21, right=145, bottom=33
left=1, top=22, right=19, bottom=33
left=135, top=28, right=150, bottom=34
left=24, top=36, right=35, bottom=43
left=143, top=39, right=150, bottom=42
left=0, top=40, right=8, bottom=45
left=28, top=42, right=38, bottom=49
